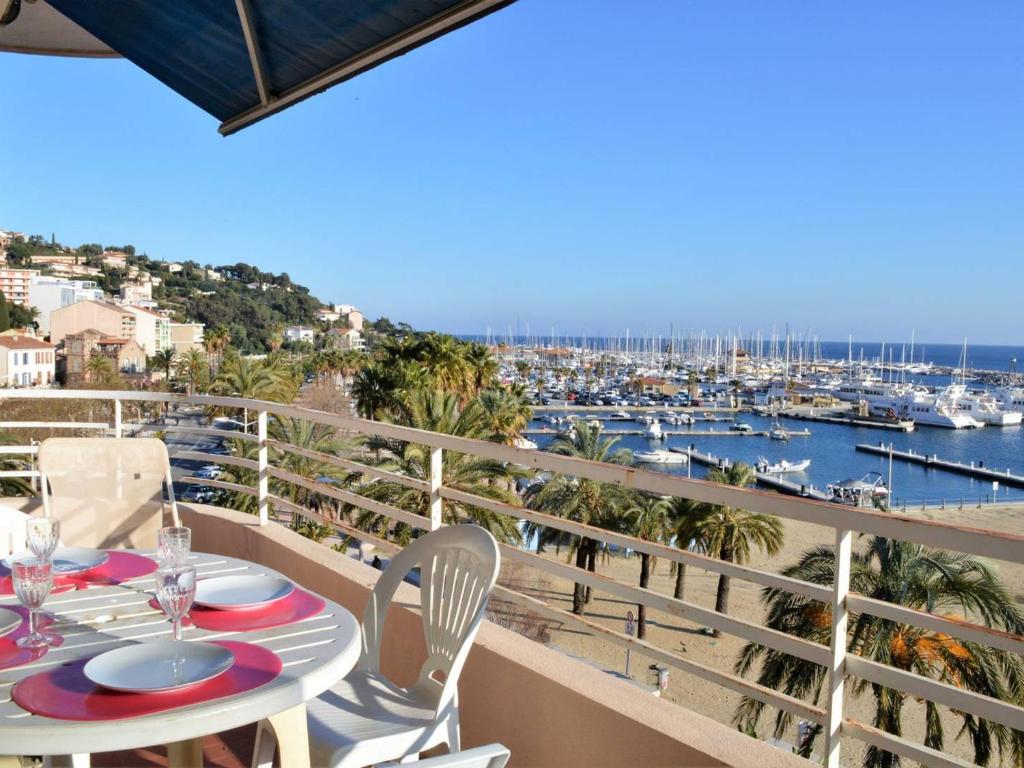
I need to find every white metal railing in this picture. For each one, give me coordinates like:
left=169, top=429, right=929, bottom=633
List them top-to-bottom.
left=1, top=389, right=1022, bottom=767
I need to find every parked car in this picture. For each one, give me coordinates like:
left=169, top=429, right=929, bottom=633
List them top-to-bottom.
left=194, top=464, right=223, bottom=480
left=182, top=485, right=217, bottom=503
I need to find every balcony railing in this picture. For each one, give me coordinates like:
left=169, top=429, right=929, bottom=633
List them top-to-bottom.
left=1, top=389, right=1022, bottom=768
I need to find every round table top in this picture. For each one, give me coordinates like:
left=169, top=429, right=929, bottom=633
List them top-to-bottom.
left=0, top=550, right=361, bottom=755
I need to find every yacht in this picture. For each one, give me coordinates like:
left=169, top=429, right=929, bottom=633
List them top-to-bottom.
left=835, top=376, right=909, bottom=407
left=895, top=385, right=982, bottom=429
left=992, top=385, right=1024, bottom=413
left=957, top=391, right=1023, bottom=426
left=608, top=410, right=632, bottom=421
left=634, top=449, right=688, bottom=465
left=755, top=457, right=811, bottom=474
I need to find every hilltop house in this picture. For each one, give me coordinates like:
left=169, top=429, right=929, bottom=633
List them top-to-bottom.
left=284, top=326, right=316, bottom=344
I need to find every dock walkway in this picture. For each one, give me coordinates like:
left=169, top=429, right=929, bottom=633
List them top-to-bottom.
left=783, top=409, right=915, bottom=432
left=524, top=428, right=811, bottom=438
left=855, top=443, right=1024, bottom=489
left=672, top=447, right=831, bottom=501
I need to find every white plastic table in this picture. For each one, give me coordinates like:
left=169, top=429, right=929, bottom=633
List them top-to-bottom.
left=0, top=551, right=361, bottom=767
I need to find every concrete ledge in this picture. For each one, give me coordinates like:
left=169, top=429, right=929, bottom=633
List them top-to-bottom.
left=175, top=503, right=806, bottom=768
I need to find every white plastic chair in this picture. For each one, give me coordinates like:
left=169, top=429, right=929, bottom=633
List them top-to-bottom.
left=37, top=437, right=179, bottom=549
left=0, top=506, right=30, bottom=558
left=252, top=524, right=501, bottom=768
left=382, top=743, right=509, bottom=768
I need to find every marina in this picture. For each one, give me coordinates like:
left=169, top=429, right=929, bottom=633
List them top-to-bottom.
left=672, top=446, right=831, bottom=501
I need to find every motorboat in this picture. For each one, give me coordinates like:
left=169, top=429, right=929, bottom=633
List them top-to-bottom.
left=895, top=385, right=982, bottom=429
left=957, top=391, right=1022, bottom=426
left=608, top=410, right=633, bottom=421
left=644, top=420, right=665, bottom=440
left=729, top=422, right=753, bottom=433
left=514, top=437, right=538, bottom=450
left=634, top=449, right=688, bottom=465
left=755, top=457, right=811, bottom=474
left=827, top=472, right=890, bottom=508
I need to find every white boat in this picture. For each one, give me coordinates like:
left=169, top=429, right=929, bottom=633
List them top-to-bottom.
left=895, top=385, right=982, bottom=429
left=992, top=385, right=1024, bottom=413
left=957, top=391, right=1022, bottom=426
left=608, top=410, right=632, bottom=421
left=644, top=420, right=664, bottom=440
left=729, top=422, right=753, bottom=433
left=768, top=422, right=790, bottom=440
left=514, top=437, right=538, bottom=450
left=634, top=449, right=688, bottom=465
left=755, top=457, right=811, bottom=474
left=827, top=472, right=890, bottom=508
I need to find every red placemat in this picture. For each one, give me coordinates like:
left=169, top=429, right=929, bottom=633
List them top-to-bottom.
left=0, top=551, right=157, bottom=595
left=149, top=588, right=325, bottom=632
left=0, top=606, right=60, bottom=670
left=12, top=640, right=281, bottom=721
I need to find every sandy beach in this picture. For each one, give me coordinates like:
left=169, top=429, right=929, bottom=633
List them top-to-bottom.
left=496, top=504, right=1024, bottom=766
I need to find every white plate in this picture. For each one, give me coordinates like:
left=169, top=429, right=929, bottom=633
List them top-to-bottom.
left=2, top=547, right=109, bottom=574
left=194, top=574, right=293, bottom=610
left=0, top=607, right=21, bottom=639
left=84, top=641, right=235, bottom=693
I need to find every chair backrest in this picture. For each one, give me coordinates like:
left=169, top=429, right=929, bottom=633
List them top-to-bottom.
left=37, top=437, right=179, bottom=549
left=0, top=506, right=30, bottom=558
left=360, top=525, right=500, bottom=719
left=388, top=744, right=510, bottom=768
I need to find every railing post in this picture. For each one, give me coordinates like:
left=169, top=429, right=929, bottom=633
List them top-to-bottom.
left=113, top=398, right=122, bottom=438
left=257, top=410, right=269, bottom=525
left=428, top=447, right=443, bottom=531
left=824, top=528, right=852, bottom=767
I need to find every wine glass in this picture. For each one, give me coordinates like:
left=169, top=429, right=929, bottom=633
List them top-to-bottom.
left=26, top=518, right=60, bottom=562
left=157, top=526, right=191, bottom=566
left=12, top=558, right=58, bottom=648
left=155, top=564, right=196, bottom=641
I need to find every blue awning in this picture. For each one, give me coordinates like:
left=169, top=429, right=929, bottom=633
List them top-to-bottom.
left=42, top=0, right=514, bottom=135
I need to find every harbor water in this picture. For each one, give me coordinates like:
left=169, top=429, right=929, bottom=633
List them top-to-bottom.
left=528, top=411, right=1024, bottom=508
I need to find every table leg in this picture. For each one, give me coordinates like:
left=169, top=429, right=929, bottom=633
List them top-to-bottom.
left=268, top=704, right=310, bottom=768
left=167, top=738, right=203, bottom=768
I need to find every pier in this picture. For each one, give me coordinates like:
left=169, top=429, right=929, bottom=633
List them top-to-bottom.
left=782, top=408, right=915, bottom=432
left=524, top=428, right=811, bottom=438
left=855, top=443, right=1024, bottom=489
left=673, top=447, right=830, bottom=501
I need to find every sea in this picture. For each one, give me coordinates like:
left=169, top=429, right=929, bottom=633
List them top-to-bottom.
left=526, top=412, right=1024, bottom=508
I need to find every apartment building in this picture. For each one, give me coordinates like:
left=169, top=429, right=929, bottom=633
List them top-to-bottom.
left=0, top=268, right=40, bottom=306
left=28, top=276, right=105, bottom=335
left=50, top=300, right=136, bottom=347
left=123, top=305, right=171, bottom=355
left=169, top=322, right=205, bottom=355
left=284, top=326, right=316, bottom=344
left=327, top=326, right=366, bottom=352
left=0, top=334, right=55, bottom=387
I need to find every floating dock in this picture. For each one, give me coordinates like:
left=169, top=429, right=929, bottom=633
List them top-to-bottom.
left=783, top=410, right=915, bottom=432
left=524, top=428, right=811, bottom=438
left=855, top=444, right=1024, bottom=489
left=674, top=447, right=830, bottom=501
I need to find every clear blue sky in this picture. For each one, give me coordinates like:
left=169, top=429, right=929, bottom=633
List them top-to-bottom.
left=1, top=1, right=1021, bottom=343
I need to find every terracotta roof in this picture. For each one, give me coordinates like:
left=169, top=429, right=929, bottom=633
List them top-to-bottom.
left=0, top=335, right=53, bottom=350
left=97, top=337, right=129, bottom=346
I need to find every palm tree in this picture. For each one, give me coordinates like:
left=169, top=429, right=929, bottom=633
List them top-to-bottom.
left=203, top=326, right=231, bottom=373
left=463, top=341, right=498, bottom=395
left=149, top=348, right=178, bottom=381
left=179, top=348, right=209, bottom=395
left=211, top=352, right=297, bottom=430
left=85, top=355, right=115, bottom=384
left=476, top=385, right=532, bottom=446
left=355, top=389, right=525, bottom=545
left=219, top=417, right=350, bottom=516
left=525, top=423, right=632, bottom=614
left=691, top=463, right=784, bottom=635
left=625, top=493, right=672, bottom=639
left=667, top=496, right=705, bottom=600
left=735, top=537, right=1024, bottom=767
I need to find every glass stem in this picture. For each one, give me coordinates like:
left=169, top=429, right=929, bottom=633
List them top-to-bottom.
left=28, top=608, right=38, bottom=638
left=173, top=617, right=182, bottom=641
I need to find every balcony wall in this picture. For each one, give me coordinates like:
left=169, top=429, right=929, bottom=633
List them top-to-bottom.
left=0, top=496, right=804, bottom=768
